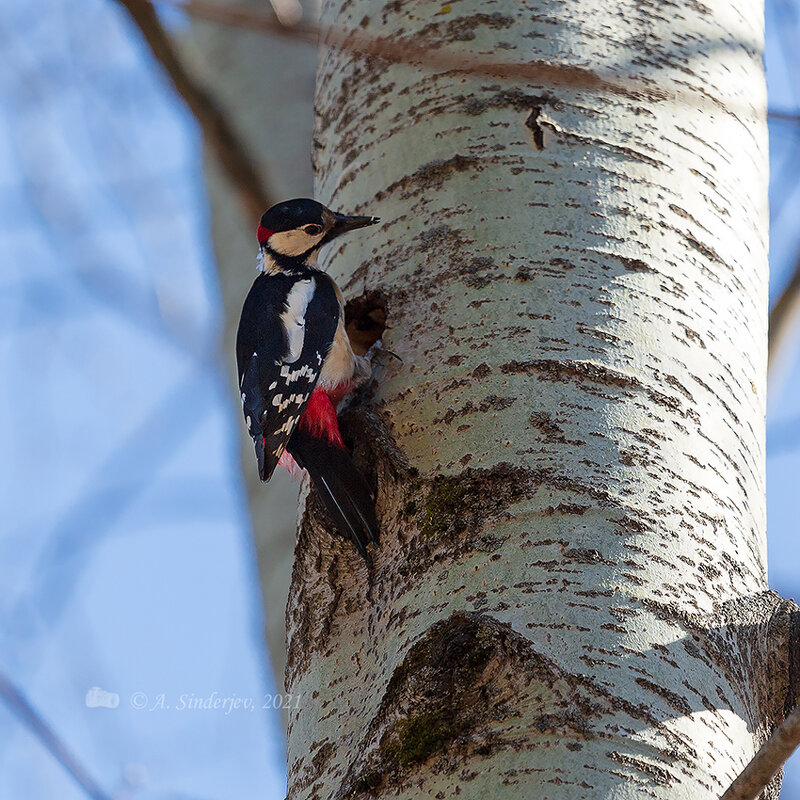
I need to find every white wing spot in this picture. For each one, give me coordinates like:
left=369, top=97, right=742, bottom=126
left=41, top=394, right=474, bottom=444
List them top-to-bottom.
left=280, top=363, right=317, bottom=383
left=272, top=392, right=305, bottom=414
left=278, top=417, right=295, bottom=435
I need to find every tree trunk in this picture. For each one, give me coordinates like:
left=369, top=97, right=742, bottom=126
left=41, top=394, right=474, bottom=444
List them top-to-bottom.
left=284, top=0, right=800, bottom=798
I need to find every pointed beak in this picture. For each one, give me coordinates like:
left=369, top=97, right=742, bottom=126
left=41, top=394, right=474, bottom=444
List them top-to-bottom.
left=327, top=212, right=380, bottom=241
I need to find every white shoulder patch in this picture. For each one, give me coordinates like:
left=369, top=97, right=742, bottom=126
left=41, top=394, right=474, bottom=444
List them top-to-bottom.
left=281, top=278, right=315, bottom=363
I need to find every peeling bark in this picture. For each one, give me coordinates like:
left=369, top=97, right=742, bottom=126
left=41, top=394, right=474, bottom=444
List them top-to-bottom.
left=285, top=0, right=796, bottom=797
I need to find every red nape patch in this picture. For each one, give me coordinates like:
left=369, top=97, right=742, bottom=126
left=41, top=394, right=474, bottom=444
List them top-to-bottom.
left=257, top=225, right=273, bottom=245
left=299, top=388, right=345, bottom=448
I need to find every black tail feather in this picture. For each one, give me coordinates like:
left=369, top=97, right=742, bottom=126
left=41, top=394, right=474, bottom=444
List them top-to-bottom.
left=287, top=429, right=378, bottom=559
left=254, top=436, right=268, bottom=482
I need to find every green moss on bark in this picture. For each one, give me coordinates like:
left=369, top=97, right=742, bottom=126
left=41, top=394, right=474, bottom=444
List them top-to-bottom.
left=417, top=465, right=530, bottom=542
left=420, top=479, right=469, bottom=537
left=380, top=711, right=468, bottom=768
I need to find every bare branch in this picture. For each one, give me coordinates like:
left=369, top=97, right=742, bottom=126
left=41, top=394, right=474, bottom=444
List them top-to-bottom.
left=115, top=0, right=272, bottom=222
left=769, top=108, right=800, bottom=124
left=769, top=254, right=800, bottom=373
left=0, top=669, right=111, bottom=800
left=722, top=705, right=800, bottom=800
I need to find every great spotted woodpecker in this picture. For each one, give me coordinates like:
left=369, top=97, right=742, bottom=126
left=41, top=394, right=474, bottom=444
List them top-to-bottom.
left=236, top=198, right=380, bottom=559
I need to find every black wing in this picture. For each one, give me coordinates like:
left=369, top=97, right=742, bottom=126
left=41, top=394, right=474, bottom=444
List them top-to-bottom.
left=236, top=271, right=339, bottom=481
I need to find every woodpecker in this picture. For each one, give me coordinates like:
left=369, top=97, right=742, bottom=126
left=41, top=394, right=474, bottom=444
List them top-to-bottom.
left=236, top=198, right=380, bottom=559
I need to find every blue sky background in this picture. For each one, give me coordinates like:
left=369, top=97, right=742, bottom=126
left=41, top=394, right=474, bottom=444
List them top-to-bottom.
left=0, top=1, right=798, bottom=798
left=0, top=2, right=283, bottom=797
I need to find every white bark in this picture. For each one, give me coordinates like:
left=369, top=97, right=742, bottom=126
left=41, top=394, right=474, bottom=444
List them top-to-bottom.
left=284, top=1, right=798, bottom=798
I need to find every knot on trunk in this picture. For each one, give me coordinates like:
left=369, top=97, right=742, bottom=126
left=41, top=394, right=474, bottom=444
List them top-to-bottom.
left=337, top=612, right=588, bottom=798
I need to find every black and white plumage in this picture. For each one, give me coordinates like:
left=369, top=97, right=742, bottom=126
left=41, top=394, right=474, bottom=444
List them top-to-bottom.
left=235, top=199, right=380, bottom=559
left=237, top=270, right=338, bottom=480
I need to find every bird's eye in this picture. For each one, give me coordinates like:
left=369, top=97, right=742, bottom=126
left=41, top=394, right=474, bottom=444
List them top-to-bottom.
left=304, top=224, right=323, bottom=236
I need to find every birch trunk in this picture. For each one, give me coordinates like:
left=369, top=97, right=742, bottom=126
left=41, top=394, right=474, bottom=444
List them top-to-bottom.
left=285, top=0, right=800, bottom=798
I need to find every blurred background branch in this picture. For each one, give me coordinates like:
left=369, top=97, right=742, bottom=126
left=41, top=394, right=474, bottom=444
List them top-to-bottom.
left=115, top=0, right=272, bottom=221
left=125, top=0, right=800, bottom=125
left=770, top=256, right=800, bottom=373
left=0, top=670, right=111, bottom=800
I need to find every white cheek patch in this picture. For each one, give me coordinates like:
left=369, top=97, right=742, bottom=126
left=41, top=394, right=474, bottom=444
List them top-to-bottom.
left=270, top=229, right=325, bottom=257
left=281, top=278, right=315, bottom=363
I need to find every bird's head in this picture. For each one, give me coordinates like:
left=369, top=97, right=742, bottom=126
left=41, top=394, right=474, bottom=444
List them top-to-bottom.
left=257, top=198, right=379, bottom=271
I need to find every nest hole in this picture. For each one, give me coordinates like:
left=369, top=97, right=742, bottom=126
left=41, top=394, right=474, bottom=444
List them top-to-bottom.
left=345, top=290, right=388, bottom=356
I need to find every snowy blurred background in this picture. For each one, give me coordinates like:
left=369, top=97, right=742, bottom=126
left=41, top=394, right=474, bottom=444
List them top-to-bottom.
left=0, top=0, right=799, bottom=798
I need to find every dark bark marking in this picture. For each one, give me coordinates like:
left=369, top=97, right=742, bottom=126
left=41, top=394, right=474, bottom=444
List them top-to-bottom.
left=414, top=12, right=515, bottom=44
left=461, top=88, right=553, bottom=117
left=525, top=105, right=545, bottom=150
left=537, top=119, right=668, bottom=168
left=374, top=154, right=480, bottom=201
left=669, top=203, right=713, bottom=236
left=417, top=223, right=471, bottom=253
left=682, top=231, right=727, bottom=267
left=604, top=252, right=657, bottom=274
left=459, top=255, right=498, bottom=288
left=515, top=266, right=534, bottom=281
left=502, top=358, right=682, bottom=412
left=502, top=358, right=640, bottom=387
left=664, top=374, right=695, bottom=402
left=435, top=393, right=517, bottom=425
left=529, top=410, right=568, bottom=443
left=546, top=502, right=592, bottom=516
left=565, top=547, right=613, bottom=565
left=339, top=613, right=596, bottom=796
left=340, top=613, right=500, bottom=795
left=635, top=677, right=692, bottom=715
left=311, top=741, right=335, bottom=774
left=606, top=751, right=675, bottom=786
